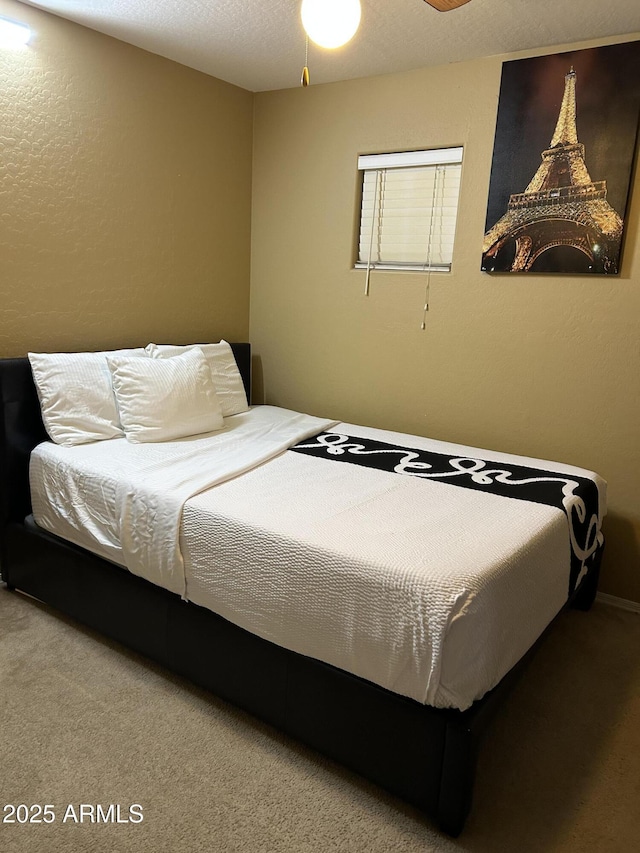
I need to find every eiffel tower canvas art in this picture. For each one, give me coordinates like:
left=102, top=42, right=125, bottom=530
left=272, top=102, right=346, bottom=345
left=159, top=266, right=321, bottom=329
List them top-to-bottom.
left=482, top=42, right=640, bottom=275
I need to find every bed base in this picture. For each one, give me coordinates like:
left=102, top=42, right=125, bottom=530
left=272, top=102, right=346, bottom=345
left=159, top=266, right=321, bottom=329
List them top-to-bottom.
left=0, top=347, right=601, bottom=836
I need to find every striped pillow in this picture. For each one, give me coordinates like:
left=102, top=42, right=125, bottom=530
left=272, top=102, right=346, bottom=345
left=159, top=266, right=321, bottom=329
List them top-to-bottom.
left=145, top=340, right=249, bottom=417
left=107, top=347, right=224, bottom=443
left=28, top=349, right=146, bottom=446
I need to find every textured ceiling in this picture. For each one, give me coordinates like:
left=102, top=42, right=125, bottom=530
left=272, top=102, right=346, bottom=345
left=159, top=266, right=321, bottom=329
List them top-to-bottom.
left=15, top=0, right=640, bottom=92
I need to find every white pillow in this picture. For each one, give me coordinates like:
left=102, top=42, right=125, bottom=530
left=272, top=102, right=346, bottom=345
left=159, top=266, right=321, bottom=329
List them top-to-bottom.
left=145, top=340, right=249, bottom=417
left=107, top=347, right=224, bottom=443
left=28, top=349, right=147, bottom=446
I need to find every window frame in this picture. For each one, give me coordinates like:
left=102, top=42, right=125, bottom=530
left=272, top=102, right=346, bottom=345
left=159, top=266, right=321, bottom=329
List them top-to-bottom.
left=355, top=146, right=463, bottom=274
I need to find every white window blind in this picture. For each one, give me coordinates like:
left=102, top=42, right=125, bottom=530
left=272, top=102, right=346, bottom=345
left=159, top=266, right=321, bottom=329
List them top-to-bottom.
left=356, top=147, right=463, bottom=273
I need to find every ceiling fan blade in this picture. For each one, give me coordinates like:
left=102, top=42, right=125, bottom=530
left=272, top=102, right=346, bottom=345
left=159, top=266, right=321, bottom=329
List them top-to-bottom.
left=423, top=0, right=472, bottom=10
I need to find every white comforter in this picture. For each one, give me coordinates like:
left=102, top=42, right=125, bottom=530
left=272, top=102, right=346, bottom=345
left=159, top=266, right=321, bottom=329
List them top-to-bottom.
left=30, top=406, right=606, bottom=710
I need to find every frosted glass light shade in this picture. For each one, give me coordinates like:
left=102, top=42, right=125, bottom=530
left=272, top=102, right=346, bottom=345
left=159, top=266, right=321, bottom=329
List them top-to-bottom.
left=301, top=0, right=361, bottom=49
left=0, top=17, right=31, bottom=48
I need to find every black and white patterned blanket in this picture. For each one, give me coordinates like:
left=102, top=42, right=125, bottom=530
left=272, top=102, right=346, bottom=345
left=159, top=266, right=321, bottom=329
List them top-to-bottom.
left=291, top=431, right=603, bottom=596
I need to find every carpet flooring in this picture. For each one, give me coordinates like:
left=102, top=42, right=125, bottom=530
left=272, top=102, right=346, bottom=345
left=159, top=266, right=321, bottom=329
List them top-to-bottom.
left=1, top=586, right=638, bottom=852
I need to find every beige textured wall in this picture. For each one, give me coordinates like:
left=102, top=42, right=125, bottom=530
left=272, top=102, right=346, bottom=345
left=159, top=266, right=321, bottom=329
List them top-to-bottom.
left=0, top=0, right=253, bottom=355
left=251, top=37, right=640, bottom=602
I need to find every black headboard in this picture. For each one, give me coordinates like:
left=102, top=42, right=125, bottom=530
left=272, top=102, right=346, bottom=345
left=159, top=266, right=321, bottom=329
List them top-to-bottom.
left=0, top=343, right=251, bottom=540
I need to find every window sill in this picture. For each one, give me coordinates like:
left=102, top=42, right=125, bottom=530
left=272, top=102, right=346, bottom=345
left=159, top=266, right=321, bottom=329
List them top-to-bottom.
left=353, top=263, right=451, bottom=273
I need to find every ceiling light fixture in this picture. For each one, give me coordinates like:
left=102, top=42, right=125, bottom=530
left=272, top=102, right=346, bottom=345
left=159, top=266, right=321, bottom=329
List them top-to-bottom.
left=300, top=0, right=361, bottom=87
left=301, top=0, right=361, bottom=49
left=0, top=16, right=31, bottom=49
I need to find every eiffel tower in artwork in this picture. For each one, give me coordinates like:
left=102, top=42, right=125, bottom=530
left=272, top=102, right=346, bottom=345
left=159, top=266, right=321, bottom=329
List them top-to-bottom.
left=482, top=68, right=623, bottom=273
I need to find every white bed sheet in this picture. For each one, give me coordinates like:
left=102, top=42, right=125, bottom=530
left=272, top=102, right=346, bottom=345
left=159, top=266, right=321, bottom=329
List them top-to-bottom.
left=30, top=407, right=606, bottom=711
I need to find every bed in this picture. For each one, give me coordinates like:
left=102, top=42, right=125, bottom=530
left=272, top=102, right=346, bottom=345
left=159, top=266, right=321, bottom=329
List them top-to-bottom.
left=0, top=342, right=605, bottom=836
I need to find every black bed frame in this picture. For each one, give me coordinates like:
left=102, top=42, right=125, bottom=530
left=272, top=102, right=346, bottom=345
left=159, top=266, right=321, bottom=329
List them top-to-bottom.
left=0, top=344, right=601, bottom=836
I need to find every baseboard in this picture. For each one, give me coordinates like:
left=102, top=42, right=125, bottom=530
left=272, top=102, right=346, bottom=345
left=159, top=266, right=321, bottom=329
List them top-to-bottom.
left=596, top=592, right=640, bottom=614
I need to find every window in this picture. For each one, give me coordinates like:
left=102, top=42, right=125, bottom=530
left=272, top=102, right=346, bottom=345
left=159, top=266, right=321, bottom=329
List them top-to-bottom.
left=356, top=147, right=463, bottom=273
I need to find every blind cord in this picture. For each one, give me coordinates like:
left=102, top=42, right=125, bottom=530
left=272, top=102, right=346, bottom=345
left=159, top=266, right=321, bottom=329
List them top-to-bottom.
left=421, top=165, right=442, bottom=330
left=364, top=169, right=381, bottom=296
